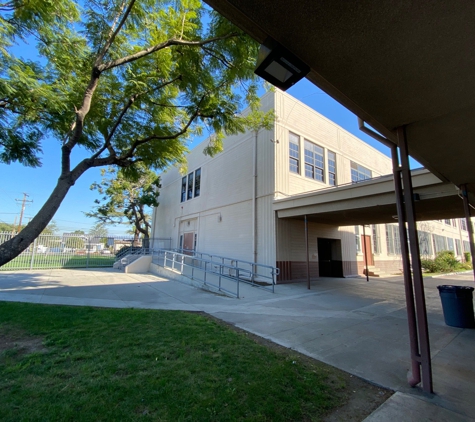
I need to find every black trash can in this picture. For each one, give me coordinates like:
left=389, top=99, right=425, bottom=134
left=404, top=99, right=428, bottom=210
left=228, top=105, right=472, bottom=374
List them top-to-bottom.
left=437, top=285, right=475, bottom=328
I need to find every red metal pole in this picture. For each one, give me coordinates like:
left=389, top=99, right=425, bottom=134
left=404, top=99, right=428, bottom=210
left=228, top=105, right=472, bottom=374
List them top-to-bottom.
left=398, top=127, right=433, bottom=394
left=391, top=144, right=421, bottom=388
left=461, top=185, right=475, bottom=282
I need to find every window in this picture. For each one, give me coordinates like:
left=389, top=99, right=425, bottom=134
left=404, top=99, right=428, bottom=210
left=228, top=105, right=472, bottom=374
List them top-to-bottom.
left=289, top=132, right=300, bottom=174
left=304, top=140, right=324, bottom=182
left=328, top=151, right=337, bottom=186
left=351, top=161, right=372, bottom=183
left=180, top=168, right=202, bottom=202
left=194, top=168, right=201, bottom=197
left=187, top=172, right=194, bottom=200
left=181, top=176, right=187, bottom=202
left=444, top=219, right=451, bottom=226
left=460, top=219, right=468, bottom=231
left=385, top=224, right=401, bottom=255
left=372, top=225, right=381, bottom=254
left=418, top=231, right=433, bottom=256
left=433, top=234, right=447, bottom=253
left=447, top=237, right=455, bottom=252
left=455, top=239, right=462, bottom=256
left=463, top=240, right=471, bottom=252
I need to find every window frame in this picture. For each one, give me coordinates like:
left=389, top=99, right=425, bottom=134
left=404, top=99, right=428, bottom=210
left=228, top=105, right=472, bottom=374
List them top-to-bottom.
left=289, top=132, right=300, bottom=174
left=304, top=139, right=325, bottom=182
left=327, top=150, right=337, bottom=186
left=350, top=161, right=372, bottom=183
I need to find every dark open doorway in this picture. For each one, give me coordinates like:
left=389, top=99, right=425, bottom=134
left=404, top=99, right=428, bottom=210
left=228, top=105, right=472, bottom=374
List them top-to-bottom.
left=317, top=238, right=344, bottom=277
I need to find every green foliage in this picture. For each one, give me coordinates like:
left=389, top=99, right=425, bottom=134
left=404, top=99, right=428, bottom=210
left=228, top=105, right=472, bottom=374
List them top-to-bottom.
left=0, top=0, right=260, bottom=169
left=86, top=164, right=160, bottom=238
left=41, top=221, right=59, bottom=235
left=421, top=250, right=464, bottom=274
left=464, top=251, right=471, bottom=263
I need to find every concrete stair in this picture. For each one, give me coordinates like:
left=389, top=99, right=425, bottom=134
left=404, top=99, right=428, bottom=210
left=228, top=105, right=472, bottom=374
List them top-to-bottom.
left=363, top=265, right=391, bottom=278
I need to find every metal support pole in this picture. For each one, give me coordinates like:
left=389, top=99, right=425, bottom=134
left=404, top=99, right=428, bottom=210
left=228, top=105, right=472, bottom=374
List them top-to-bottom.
left=398, top=127, right=433, bottom=394
left=391, top=144, right=421, bottom=388
left=461, top=185, right=475, bottom=281
left=305, top=215, right=310, bottom=289
left=363, top=225, right=369, bottom=282
left=30, top=238, right=37, bottom=270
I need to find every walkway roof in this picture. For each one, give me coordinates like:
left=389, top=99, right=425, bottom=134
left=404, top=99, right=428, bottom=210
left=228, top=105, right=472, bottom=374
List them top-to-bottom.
left=205, top=0, right=475, bottom=193
left=274, top=169, right=468, bottom=226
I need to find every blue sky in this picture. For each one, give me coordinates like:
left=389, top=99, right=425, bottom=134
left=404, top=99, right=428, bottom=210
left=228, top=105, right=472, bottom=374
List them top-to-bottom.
left=0, top=78, right=402, bottom=235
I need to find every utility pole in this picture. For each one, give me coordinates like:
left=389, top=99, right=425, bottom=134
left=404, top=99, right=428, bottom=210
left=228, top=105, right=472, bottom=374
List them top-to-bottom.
left=15, top=193, right=33, bottom=232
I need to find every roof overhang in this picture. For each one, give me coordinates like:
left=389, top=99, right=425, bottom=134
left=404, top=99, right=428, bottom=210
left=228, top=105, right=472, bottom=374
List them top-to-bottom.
left=205, top=0, right=475, bottom=193
left=274, top=170, right=472, bottom=226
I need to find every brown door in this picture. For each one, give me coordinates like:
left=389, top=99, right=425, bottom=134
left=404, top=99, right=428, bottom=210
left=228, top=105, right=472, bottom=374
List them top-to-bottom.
left=183, top=232, right=194, bottom=253
left=361, top=235, right=374, bottom=266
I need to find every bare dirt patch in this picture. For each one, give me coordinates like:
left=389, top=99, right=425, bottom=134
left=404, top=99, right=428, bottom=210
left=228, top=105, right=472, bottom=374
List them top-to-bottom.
left=0, top=329, right=48, bottom=357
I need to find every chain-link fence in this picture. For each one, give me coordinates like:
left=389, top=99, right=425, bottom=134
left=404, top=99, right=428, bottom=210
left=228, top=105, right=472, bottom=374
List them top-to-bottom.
left=0, top=233, right=171, bottom=271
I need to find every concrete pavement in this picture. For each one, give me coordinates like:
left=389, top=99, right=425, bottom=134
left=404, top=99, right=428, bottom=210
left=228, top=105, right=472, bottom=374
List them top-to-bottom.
left=0, top=268, right=474, bottom=421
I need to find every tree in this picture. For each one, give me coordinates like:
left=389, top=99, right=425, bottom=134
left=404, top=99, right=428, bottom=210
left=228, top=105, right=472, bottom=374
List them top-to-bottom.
left=0, top=0, right=260, bottom=266
left=86, top=165, right=159, bottom=246
left=42, top=221, right=59, bottom=235
left=88, top=222, right=109, bottom=239
left=64, top=230, right=85, bottom=249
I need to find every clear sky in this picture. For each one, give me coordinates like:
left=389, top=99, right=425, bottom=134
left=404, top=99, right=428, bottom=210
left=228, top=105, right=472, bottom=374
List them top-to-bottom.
left=0, top=77, right=414, bottom=236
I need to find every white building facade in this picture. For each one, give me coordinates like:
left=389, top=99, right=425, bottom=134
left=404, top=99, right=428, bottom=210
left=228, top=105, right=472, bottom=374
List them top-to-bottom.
left=151, top=91, right=472, bottom=281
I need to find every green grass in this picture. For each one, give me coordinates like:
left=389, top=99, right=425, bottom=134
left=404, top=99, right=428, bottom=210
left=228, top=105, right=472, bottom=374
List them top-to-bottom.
left=0, top=254, right=115, bottom=270
left=0, top=302, right=346, bottom=421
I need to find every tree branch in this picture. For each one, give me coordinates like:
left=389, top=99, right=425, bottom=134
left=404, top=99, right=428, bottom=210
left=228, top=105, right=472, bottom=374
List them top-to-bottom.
left=94, top=0, right=136, bottom=67
left=98, top=33, right=237, bottom=72
left=89, top=75, right=182, bottom=161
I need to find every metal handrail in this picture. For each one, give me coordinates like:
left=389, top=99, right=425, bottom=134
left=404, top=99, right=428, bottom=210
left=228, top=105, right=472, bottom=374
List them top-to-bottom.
left=153, top=249, right=278, bottom=298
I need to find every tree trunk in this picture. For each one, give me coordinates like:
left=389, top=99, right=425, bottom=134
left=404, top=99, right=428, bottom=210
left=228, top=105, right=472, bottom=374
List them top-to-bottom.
left=0, top=176, right=75, bottom=266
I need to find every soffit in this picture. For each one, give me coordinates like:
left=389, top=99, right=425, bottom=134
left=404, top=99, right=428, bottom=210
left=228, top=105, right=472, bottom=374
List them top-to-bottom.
left=205, top=0, right=475, bottom=192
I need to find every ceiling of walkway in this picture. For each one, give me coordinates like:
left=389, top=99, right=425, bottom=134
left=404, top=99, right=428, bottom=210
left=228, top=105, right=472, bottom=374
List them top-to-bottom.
left=205, top=0, right=475, bottom=194
left=274, top=170, right=470, bottom=226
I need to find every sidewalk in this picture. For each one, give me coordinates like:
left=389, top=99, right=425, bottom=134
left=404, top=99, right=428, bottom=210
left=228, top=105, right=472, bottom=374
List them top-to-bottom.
left=0, top=268, right=474, bottom=421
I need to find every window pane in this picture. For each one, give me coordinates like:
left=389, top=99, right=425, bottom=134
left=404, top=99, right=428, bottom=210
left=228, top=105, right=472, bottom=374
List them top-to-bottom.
left=351, top=161, right=372, bottom=183
left=194, top=168, right=201, bottom=197
left=187, top=173, right=193, bottom=200
left=181, top=176, right=187, bottom=202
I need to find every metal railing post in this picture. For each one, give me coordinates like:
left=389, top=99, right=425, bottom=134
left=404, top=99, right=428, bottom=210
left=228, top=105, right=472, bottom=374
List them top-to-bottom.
left=30, top=238, right=37, bottom=270
left=236, top=268, right=240, bottom=298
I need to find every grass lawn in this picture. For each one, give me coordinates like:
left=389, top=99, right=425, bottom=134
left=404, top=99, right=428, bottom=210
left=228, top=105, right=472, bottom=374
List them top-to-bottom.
left=0, top=254, right=115, bottom=270
left=0, top=302, right=389, bottom=421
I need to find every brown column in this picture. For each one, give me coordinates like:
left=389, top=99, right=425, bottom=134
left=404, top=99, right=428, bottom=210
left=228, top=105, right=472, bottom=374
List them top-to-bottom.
left=398, top=127, right=433, bottom=394
left=391, top=144, right=421, bottom=389
left=461, top=185, right=475, bottom=281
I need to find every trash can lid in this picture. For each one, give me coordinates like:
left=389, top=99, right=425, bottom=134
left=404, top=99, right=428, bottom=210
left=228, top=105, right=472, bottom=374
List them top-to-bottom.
left=437, top=285, right=474, bottom=292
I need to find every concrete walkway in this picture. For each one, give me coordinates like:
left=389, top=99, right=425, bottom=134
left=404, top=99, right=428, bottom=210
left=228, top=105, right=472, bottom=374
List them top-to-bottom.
left=0, top=268, right=474, bottom=421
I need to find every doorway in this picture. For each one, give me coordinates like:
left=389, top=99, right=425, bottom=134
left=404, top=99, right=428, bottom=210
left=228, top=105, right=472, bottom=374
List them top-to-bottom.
left=183, top=232, right=195, bottom=254
left=361, top=234, right=374, bottom=266
left=317, top=238, right=343, bottom=277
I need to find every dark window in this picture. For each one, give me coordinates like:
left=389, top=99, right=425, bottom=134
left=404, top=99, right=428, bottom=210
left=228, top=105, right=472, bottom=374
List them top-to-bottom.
left=289, top=132, right=299, bottom=174
left=304, top=140, right=324, bottom=182
left=328, top=151, right=336, bottom=186
left=351, top=161, right=372, bottom=183
left=194, top=168, right=201, bottom=197
left=187, top=172, right=193, bottom=200
left=181, top=176, right=187, bottom=202
left=460, top=219, right=468, bottom=231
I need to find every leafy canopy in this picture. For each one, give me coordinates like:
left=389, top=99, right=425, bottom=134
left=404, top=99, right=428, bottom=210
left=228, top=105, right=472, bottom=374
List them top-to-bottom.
left=0, top=0, right=260, bottom=170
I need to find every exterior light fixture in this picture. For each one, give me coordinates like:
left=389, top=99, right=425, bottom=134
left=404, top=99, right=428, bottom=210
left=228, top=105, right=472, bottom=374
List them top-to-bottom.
left=254, top=38, right=310, bottom=91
